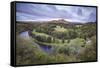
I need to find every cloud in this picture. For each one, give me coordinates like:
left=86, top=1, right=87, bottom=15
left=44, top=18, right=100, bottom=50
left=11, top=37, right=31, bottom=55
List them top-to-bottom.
left=16, top=3, right=96, bottom=23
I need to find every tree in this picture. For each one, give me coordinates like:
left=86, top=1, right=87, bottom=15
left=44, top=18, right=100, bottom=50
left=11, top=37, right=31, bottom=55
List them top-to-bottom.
left=47, top=37, right=52, bottom=43
left=62, top=38, right=65, bottom=43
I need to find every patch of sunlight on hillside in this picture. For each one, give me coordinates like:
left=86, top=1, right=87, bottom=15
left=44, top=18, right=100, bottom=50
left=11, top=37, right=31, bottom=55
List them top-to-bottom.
left=75, top=25, right=82, bottom=28
left=54, top=26, right=68, bottom=32
left=69, top=38, right=85, bottom=46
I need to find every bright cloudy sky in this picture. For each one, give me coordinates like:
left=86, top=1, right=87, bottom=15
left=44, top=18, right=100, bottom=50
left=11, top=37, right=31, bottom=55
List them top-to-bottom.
left=16, top=3, right=96, bottom=23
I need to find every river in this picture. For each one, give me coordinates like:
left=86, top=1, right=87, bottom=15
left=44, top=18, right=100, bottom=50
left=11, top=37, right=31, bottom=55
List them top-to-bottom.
left=19, top=31, right=52, bottom=54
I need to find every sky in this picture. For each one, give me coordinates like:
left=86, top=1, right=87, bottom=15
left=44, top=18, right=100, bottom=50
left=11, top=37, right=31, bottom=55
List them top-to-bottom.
left=16, top=3, right=96, bottom=23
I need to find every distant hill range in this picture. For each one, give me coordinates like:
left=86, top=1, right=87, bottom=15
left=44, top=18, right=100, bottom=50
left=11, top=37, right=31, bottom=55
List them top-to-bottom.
left=17, top=18, right=96, bottom=24
left=48, top=19, right=69, bottom=24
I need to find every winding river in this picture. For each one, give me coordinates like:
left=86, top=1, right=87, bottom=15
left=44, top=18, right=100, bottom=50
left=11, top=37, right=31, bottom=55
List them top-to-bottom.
left=19, top=31, right=52, bottom=54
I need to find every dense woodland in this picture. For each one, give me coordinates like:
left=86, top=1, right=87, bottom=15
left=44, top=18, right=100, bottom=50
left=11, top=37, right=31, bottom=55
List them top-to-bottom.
left=16, top=21, right=97, bottom=65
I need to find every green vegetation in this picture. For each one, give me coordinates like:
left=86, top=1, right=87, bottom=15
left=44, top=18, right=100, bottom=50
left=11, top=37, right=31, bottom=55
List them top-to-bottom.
left=16, top=22, right=97, bottom=65
left=54, top=26, right=68, bottom=32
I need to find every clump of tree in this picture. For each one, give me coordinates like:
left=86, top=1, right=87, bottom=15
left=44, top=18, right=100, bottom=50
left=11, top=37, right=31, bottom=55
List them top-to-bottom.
left=78, top=35, right=97, bottom=61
